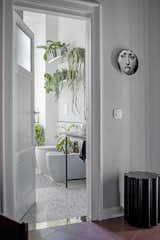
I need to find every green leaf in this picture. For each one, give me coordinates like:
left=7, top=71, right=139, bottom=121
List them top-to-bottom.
left=37, top=45, right=48, bottom=49
left=43, top=52, right=47, bottom=61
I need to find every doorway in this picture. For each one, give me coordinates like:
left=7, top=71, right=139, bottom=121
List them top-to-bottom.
left=1, top=0, right=101, bottom=223
left=16, top=10, right=88, bottom=225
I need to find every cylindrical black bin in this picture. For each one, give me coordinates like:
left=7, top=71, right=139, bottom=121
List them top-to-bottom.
left=124, top=171, right=159, bottom=228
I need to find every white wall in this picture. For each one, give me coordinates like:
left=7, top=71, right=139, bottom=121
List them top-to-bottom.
left=23, top=12, right=46, bottom=127
left=45, top=15, right=59, bottom=145
left=45, top=15, right=86, bottom=144
left=58, top=17, right=86, bottom=123
left=58, top=17, right=86, bottom=47
left=58, top=81, right=86, bottom=123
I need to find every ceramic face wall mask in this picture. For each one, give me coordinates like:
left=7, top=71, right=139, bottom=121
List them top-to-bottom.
left=117, top=49, right=138, bottom=75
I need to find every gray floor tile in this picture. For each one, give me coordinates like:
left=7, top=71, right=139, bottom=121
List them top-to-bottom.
left=21, top=174, right=87, bottom=224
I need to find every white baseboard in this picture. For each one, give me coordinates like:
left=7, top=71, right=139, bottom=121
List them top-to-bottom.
left=99, top=207, right=124, bottom=221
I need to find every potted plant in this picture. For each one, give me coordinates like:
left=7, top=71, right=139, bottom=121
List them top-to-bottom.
left=37, top=40, right=68, bottom=61
left=44, top=69, right=67, bottom=100
left=34, top=124, right=45, bottom=146
left=55, top=124, right=78, bottom=154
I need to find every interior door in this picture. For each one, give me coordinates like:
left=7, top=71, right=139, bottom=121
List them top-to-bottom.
left=13, top=11, right=35, bottom=220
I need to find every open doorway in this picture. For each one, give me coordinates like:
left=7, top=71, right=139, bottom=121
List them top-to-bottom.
left=1, top=0, right=101, bottom=225
left=14, top=10, right=89, bottom=225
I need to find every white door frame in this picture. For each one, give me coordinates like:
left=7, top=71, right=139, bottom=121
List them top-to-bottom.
left=0, top=0, right=3, bottom=214
left=1, top=0, right=102, bottom=221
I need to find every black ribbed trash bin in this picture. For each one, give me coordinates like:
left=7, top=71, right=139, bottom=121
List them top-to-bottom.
left=124, top=172, right=159, bottom=228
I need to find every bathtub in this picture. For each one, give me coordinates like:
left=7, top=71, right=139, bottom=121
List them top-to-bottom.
left=35, top=146, right=56, bottom=175
left=46, top=151, right=86, bottom=182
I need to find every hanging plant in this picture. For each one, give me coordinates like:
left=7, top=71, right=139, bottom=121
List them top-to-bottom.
left=37, top=40, right=68, bottom=61
left=37, top=41, right=85, bottom=114
left=67, top=47, right=85, bottom=109
left=44, top=69, right=67, bottom=99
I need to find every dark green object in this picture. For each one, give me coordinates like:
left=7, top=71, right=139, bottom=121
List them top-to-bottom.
left=34, top=124, right=45, bottom=146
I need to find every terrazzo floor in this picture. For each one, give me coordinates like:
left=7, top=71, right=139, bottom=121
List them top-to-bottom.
left=21, top=174, right=87, bottom=224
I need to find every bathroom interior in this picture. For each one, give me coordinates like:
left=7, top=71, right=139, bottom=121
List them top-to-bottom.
left=20, top=11, right=88, bottom=224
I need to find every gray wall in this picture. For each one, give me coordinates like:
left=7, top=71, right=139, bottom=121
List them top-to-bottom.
left=95, top=0, right=160, bottom=209
left=101, top=0, right=131, bottom=208
left=148, top=0, right=160, bottom=173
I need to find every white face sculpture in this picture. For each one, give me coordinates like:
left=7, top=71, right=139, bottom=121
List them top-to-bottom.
left=117, top=50, right=138, bottom=75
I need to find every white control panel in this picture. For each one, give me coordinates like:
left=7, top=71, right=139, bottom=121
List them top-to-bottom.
left=113, top=108, right=123, bottom=119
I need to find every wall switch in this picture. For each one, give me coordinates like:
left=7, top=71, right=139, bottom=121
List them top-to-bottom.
left=113, top=108, right=123, bottom=119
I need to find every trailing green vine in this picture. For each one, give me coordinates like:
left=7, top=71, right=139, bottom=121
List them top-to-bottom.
left=37, top=41, right=85, bottom=113
left=67, top=47, right=85, bottom=109
left=44, top=69, right=67, bottom=99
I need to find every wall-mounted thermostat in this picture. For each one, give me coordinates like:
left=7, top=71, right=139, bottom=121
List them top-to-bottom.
left=113, top=108, right=123, bottom=119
